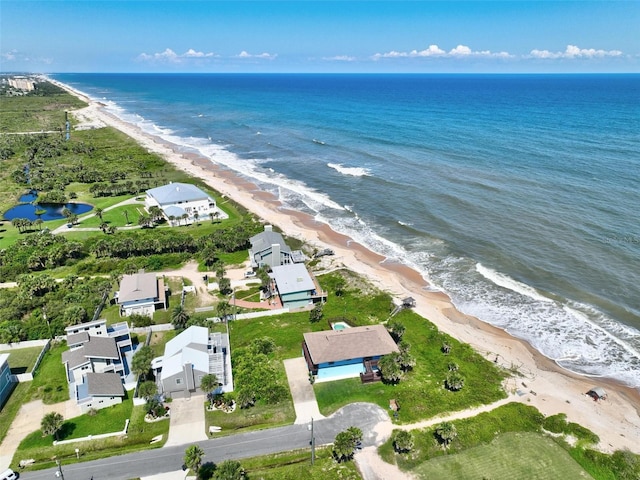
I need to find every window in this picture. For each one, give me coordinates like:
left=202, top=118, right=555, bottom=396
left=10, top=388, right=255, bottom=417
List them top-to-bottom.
left=176, top=378, right=182, bottom=385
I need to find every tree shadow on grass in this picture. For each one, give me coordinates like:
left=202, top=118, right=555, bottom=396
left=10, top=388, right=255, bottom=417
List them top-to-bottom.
left=58, top=422, right=76, bottom=441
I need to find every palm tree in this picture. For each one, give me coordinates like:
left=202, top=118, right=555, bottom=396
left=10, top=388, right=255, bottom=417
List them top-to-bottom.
left=95, top=207, right=103, bottom=221
left=123, top=210, right=130, bottom=224
left=193, top=211, right=200, bottom=225
left=171, top=304, right=190, bottom=330
left=132, top=345, right=153, bottom=381
left=445, top=372, right=465, bottom=391
left=200, top=373, right=219, bottom=406
left=138, top=380, right=158, bottom=400
left=41, top=412, right=64, bottom=441
left=435, top=421, right=457, bottom=448
left=393, top=430, right=414, bottom=453
left=183, top=444, right=205, bottom=475
left=213, top=460, right=245, bottom=480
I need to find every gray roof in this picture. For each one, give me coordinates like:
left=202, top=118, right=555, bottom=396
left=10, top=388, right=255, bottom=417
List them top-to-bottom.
left=146, top=183, right=211, bottom=205
left=249, top=230, right=291, bottom=255
left=271, top=263, right=315, bottom=295
left=118, top=273, right=158, bottom=303
left=303, top=324, right=399, bottom=365
left=67, top=332, right=89, bottom=347
left=62, top=336, right=119, bottom=369
left=86, top=372, right=125, bottom=396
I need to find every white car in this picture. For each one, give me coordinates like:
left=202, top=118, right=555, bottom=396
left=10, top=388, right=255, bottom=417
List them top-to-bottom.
left=244, top=270, right=257, bottom=278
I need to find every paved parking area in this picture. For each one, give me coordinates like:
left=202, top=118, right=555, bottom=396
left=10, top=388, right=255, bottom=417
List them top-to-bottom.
left=283, top=357, right=324, bottom=425
left=163, top=393, right=208, bottom=447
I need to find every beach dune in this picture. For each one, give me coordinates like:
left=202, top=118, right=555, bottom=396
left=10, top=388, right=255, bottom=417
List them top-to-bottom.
left=54, top=80, right=640, bottom=454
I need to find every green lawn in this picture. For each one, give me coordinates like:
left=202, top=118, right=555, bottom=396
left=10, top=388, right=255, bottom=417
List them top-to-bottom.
left=27, top=342, right=69, bottom=404
left=0, top=346, right=44, bottom=374
left=13, top=399, right=170, bottom=472
left=204, top=399, right=295, bottom=436
left=413, top=432, right=593, bottom=480
left=239, top=447, right=361, bottom=480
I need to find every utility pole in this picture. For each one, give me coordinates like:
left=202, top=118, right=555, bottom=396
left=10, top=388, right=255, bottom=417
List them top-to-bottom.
left=310, top=417, right=316, bottom=465
left=55, top=459, right=65, bottom=479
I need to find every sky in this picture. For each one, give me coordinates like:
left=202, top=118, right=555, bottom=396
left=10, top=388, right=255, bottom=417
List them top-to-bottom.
left=1, top=1, right=639, bottom=73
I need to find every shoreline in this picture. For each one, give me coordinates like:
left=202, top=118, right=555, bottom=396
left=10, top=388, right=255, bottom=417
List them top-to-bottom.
left=52, top=78, right=640, bottom=453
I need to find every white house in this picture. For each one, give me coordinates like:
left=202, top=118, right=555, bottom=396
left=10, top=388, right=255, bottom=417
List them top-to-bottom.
left=145, top=182, right=227, bottom=225
left=115, top=272, right=167, bottom=317
left=154, top=326, right=232, bottom=399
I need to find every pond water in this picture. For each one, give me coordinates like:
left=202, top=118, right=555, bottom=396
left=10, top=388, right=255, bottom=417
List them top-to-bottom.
left=4, top=201, right=93, bottom=221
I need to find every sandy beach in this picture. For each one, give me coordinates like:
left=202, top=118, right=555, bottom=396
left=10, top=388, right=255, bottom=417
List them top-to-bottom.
left=54, top=80, right=640, bottom=455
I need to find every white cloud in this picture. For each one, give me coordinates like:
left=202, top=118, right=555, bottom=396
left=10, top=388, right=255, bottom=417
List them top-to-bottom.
left=373, top=44, right=513, bottom=60
left=529, top=45, right=623, bottom=59
left=137, top=48, right=218, bottom=63
left=1, top=49, right=52, bottom=64
left=236, top=51, right=277, bottom=60
left=323, top=55, right=356, bottom=62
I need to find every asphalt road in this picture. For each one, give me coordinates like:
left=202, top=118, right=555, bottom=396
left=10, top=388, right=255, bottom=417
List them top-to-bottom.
left=18, top=403, right=389, bottom=480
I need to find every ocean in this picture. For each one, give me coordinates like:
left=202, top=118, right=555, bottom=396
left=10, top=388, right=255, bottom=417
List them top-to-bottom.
left=53, top=73, right=640, bottom=388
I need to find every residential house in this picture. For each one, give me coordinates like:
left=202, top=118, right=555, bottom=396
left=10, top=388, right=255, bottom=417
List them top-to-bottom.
left=145, top=182, right=226, bottom=225
left=248, top=225, right=306, bottom=269
left=269, top=263, right=326, bottom=309
left=115, top=272, right=167, bottom=317
left=63, top=319, right=133, bottom=411
left=302, top=324, right=399, bottom=383
left=154, top=326, right=232, bottom=399
left=0, top=354, right=16, bottom=408
left=75, top=372, right=125, bottom=413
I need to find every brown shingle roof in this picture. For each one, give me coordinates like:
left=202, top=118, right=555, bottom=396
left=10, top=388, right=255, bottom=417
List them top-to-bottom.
left=303, top=324, right=399, bottom=365
left=86, top=372, right=124, bottom=396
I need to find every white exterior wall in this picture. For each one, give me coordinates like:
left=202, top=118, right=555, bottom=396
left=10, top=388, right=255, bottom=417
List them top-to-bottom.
left=120, top=299, right=156, bottom=317
left=79, top=395, right=122, bottom=413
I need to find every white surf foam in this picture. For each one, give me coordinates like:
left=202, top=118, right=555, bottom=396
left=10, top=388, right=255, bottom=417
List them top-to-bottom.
left=327, top=162, right=371, bottom=177
left=476, top=263, right=552, bottom=303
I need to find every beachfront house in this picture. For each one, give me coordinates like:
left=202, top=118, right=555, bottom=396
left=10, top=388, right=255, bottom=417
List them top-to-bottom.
left=145, top=182, right=226, bottom=226
left=248, top=225, right=306, bottom=269
left=269, top=263, right=326, bottom=309
left=115, top=272, right=167, bottom=317
left=62, top=319, right=133, bottom=412
left=302, top=324, right=399, bottom=383
left=154, top=326, right=232, bottom=399
left=0, top=354, right=16, bottom=408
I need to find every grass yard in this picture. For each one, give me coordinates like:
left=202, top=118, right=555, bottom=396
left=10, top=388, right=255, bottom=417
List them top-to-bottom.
left=149, top=330, right=177, bottom=358
left=27, top=342, right=69, bottom=404
left=0, top=345, right=44, bottom=374
left=13, top=400, right=170, bottom=472
left=204, top=400, right=295, bottom=436
left=413, top=432, right=593, bottom=480
left=239, top=447, right=361, bottom=480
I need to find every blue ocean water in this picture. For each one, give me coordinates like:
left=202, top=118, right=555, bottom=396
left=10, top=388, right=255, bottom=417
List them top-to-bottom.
left=54, top=73, right=640, bottom=388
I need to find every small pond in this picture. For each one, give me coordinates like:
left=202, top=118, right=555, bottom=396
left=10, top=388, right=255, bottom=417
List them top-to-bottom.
left=4, top=201, right=93, bottom=221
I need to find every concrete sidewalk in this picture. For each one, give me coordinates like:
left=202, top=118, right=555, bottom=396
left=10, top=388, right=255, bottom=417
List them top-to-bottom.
left=283, top=357, right=324, bottom=425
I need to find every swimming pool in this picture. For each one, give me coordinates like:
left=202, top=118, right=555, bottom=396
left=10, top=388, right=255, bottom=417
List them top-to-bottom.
left=331, top=321, right=350, bottom=330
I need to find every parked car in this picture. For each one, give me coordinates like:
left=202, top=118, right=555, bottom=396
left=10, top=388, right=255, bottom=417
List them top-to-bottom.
left=244, top=270, right=257, bottom=278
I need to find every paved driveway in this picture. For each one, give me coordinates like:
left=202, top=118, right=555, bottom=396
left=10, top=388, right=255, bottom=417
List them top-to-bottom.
left=283, top=357, right=324, bottom=425
left=163, top=394, right=208, bottom=447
